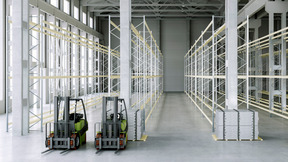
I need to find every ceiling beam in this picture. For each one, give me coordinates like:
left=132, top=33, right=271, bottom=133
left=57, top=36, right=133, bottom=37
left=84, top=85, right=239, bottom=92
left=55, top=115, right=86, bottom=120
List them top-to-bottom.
left=238, top=0, right=266, bottom=24
left=83, top=2, right=223, bottom=8
left=89, top=8, right=219, bottom=13
left=95, top=13, right=215, bottom=17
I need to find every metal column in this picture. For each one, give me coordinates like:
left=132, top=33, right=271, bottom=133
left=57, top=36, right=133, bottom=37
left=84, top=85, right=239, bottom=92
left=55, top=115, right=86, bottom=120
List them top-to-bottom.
left=12, top=0, right=29, bottom=136
left=120, top=0, right=131, bottom=109
left=225, top=0, right=238, bottom=110
left=268, top=12, right=275, bottom=113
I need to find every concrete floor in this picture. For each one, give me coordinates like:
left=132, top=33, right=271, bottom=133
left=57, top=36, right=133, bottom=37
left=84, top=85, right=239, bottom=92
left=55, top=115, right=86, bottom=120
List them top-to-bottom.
left=1, top=92, right=288, bottom=162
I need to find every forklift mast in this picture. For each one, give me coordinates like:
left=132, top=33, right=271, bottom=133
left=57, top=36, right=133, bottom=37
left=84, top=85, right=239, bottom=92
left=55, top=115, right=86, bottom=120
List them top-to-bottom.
left=54, top=96, right=71, bottom=138
left=102, top=97, right=118, bottom=138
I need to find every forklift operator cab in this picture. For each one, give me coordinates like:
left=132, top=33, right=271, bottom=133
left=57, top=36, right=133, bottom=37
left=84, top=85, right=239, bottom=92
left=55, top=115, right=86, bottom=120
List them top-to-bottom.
left=109, top=111, right=127, bottom=132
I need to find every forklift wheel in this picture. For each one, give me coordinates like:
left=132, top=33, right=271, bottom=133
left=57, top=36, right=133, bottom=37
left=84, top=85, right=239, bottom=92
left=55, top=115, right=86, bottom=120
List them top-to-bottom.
left=120, top=133, right=127, bottom=150
left=124, top=133, right=128, bottom=149
left=71, top=134, right=80, bottom=150
left=75, top=135, right=80, bottom=149
left=120, top=143, right=126, bottom=150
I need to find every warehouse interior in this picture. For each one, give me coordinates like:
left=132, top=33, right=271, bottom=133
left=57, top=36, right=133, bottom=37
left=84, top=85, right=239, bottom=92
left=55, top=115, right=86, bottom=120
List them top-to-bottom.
left=1, top=0, right=288, bottom=161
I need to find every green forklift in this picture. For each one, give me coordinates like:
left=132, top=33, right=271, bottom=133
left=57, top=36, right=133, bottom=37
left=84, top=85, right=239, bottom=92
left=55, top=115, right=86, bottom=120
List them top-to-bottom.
left=42, top=96, right=88, bottom=154
left=95, top=96, right=128, bottom=154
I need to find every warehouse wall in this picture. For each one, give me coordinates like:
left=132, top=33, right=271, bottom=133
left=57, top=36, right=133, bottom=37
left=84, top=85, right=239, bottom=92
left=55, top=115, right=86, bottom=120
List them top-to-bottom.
left=101, top=18, right=211, bottom=92
left=161, top=19, right=189, bottom=92
left=162, top=19, right=211, bottom=92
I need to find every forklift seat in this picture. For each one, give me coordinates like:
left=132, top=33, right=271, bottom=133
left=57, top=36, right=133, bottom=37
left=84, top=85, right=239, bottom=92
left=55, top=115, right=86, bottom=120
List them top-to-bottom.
left=69, top=113, right=83, bottom=123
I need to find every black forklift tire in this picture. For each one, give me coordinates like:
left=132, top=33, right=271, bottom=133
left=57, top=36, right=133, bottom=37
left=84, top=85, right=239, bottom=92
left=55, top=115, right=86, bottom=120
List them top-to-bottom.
left=120, top=133, right=127, bottom=150
left=124, top=133, right=128, bottom=149
left=73, top=134, right=80, bottom=150
left=75, top=134, right=80, bottom=149
left=95, top=138, right=99, bottom=150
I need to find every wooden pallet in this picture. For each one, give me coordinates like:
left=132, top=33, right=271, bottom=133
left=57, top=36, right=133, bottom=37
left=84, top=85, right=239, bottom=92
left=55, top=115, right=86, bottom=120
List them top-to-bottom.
left=212, top=134, right=263, bottom=141
left=128, top=135, right=148, bottom=142
left=140, top=135, right=148, bottom=141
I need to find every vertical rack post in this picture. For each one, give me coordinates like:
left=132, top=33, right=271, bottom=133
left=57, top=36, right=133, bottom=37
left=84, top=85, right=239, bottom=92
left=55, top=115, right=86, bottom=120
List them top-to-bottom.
left=281, top=12, right=286, bottom=111
left=5, top=15, right=9, bottom=132
left=40, top=15, right=44, bottom=131
left=143, top=15, right=146, bottom=111
left=212, top=15, right=215, bottom=132
left=246, top=15, right=249, bottom=110
left=108, top=16, right=111, bottom=95
left=150, top=31, right=153, bottom=112
left=201, top=31, right=204, bottom=110
left=194, top=41, right=197, bottom=101
left=190, top=48, right=193, bottom=97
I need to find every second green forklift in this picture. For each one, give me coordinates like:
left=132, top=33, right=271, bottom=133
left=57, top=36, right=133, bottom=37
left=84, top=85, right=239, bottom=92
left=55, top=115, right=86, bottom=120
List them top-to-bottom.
left=95, top=96, right=128, bottom=154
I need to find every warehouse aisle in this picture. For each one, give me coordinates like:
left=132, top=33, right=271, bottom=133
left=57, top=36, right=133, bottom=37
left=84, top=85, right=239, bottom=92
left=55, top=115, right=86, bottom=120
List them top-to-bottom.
left=144, top=92, right=213, bottom=151
left=2, top=93, right=288, bottom=162
left=129, top=93, right=288, bottom=162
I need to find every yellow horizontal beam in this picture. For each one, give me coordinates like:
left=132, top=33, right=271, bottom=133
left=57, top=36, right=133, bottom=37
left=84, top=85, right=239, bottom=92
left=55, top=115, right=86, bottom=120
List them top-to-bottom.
left=110, top=20, right=121, bottom=31
left=110, top=20, right=162, bottom=58
left=185, top=20, right=214, bottom=57
left=42, top=21, right=118, bottom=54
left=144, top=21, right=163, bottom=57
left=30, top=22, right=120, bottom=57
left=186, top=22, right=288, bottom=59
left=131, top=24, right=157, bottom=57
left=187, top=24, right=225, bottom=58
left=249, top=26, right=288, bottom=49
left=238, top=31, right=288, bottom=53
left=261, top=48, right=288, bottom=57
left=28, top=75, right=163, bottom=79
left=30, top=75, right=110, bottom=79
left=132, top=75, right=163, bottom=79
left=185, top=75, right=288, bottom=79
left=192, top=90, right=224, bottom=110
left=261, top=90, right=288, bottom=99
left=185, top=91, right=212, bottom=125
left=190, top=91, right=212, bottom=111
left=217, top=91, right=288, bottom=120
left=145, top=92, right=163, bottom=124
left=9, top=93, right=120, bottom=126
left=237, top=96, right=288, bottom=120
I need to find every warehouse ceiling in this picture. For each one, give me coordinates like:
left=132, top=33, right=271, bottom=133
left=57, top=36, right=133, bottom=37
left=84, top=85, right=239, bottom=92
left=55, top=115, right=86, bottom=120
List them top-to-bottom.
left=82, top=0, right=249, bottom=18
